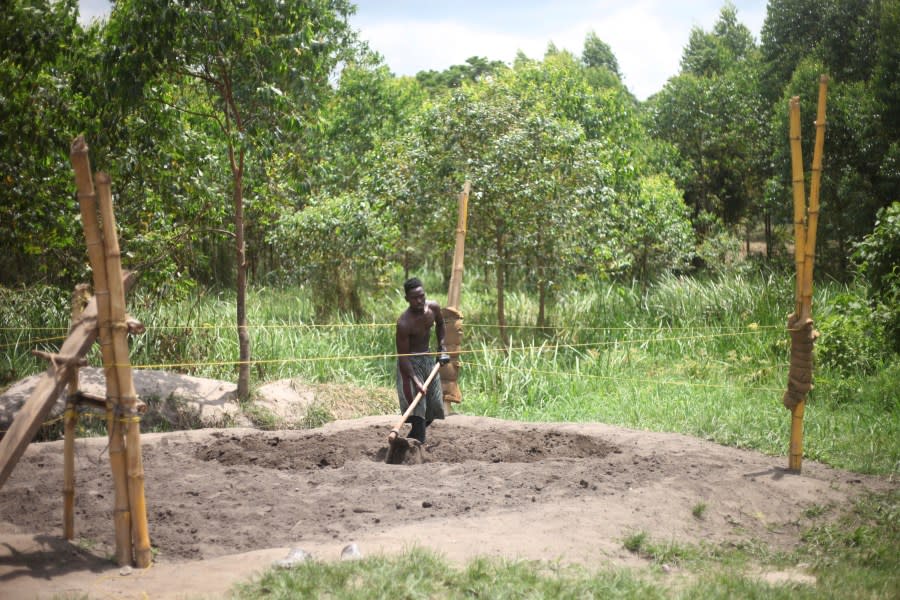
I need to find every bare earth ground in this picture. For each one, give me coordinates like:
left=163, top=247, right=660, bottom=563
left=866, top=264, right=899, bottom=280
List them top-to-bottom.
left=0, top=372, right=894, bottom=599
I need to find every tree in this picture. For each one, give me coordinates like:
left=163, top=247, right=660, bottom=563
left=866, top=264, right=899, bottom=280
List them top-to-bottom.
left=0, top=0, right=88, bottom=285
left=105, top=0, right=355, bottom=399
left=760, top=0, right=897, bottom=276
left=649, top=4, right=766, bottom=248
left=581, top=30, right=621, bottom=78
left=415, top=56, right=506, bottom=94
left=268, top=191, right=397, bottom=317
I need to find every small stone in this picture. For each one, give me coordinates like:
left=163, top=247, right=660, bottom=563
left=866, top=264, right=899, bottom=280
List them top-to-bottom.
left=422, top=501, right=433, bottom=508
left=341, top=543, right=362, bottom=560
left=275, top=547, right=311, bottom=569
left=119, top=566, right=133, bottom=577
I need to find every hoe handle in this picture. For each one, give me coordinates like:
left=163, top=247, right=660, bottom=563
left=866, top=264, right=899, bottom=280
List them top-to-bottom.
left=388, top=361, right=442, bottom=441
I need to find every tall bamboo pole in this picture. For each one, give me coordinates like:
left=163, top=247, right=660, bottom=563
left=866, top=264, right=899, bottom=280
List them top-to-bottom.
left=800, top=75, right=829, bottom=321
left=785, top=78, right=828, bottom=473
left=788, top=97, right=807, bottom=316
left=69, top=137, right=133, bottom=565
left=96, top=172, right=152, bottom=568
left=447, top=181, right=470, bottom=310
left=441, top=182, right=471, bottom=415
left=63, top=284, right=89, bottom=540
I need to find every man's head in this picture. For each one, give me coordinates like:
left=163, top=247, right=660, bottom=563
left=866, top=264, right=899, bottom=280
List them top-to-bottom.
left=404, top=277, right=426, bottom=313
left=404, top=277, right=423, bottom=295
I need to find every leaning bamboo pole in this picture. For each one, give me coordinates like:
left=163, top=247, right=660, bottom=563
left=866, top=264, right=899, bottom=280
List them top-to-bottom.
left=799, top=75, right=829, bottom=321
left=788, top=97, right=807, bottom=316
left=69, top=137, right=133, bottom=564
left=96, top=172, right=152, bottom=568
left=441, top=181, right=471, bottom=415
left=63, top=284, right=89, bottom=540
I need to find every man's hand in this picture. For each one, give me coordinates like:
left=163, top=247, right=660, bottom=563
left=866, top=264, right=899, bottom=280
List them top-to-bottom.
left=439, top=353, right=451, bottom=365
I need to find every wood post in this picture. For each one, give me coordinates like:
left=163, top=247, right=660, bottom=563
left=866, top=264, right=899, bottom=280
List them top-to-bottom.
left=800, top=75, right=828, bottom=321
left=784, top=77, right=828, bottom=473
left=788, top=97, right=806, bottom=317
left=69, top=136, right=133, bottom=566
left=70, top=136, right=150, bottom=566
left=96, top=172, right=152, bottom=568
left=441, top=181, right=470, bottom=415
left=63, top=284, right=90, bottom=540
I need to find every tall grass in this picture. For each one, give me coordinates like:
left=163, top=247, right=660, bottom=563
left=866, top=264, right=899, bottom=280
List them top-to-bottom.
left=2, top=269, right=897, bottom=474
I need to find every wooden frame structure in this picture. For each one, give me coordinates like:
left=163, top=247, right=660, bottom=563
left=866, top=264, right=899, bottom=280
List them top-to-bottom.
left=0, top=137, right=152, bottom=568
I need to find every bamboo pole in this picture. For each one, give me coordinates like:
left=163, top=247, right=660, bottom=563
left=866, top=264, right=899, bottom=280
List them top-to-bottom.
left=799, top=76, right=829, bottom=321
left=785, top=78, right=829, bottom=473
left=788, top=97, right=807, bottom=316
left=69, top=137, right=133, bottom=566
left=96, top=172, right=152, bottom=568
left=447, top=181, right=470, bottom=310
left=441, top=182, right=471, bottom=415
left=63, top=284, right=90, bottom=540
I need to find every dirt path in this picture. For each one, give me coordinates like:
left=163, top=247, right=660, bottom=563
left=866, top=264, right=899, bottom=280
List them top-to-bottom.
left=2, top=413, right=893, bottom=599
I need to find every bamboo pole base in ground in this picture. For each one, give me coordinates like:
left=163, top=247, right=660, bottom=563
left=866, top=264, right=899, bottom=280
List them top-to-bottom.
left=783, top=314, right=817, bottom=473
left=789, top=401, right=806, bottom=471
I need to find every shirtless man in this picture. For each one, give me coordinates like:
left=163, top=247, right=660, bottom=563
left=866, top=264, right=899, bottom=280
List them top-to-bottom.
left=395, top=277, right=449, bottom=444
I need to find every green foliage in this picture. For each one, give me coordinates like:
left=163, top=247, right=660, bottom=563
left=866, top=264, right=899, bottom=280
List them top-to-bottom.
left=0, top=0, right=92, bottom=285
left=759, top=1, right=896, bottom=279
left=681, top=3, right=756, bottom=77
left=649, top=18, right=767, bottom=233
left=581, top=30, right=621, bottom=78
left=415, top=55, right=506, bottom=93
left=614, top=175, right=695, bottom=280
left=268, top=192, right=398, bottom=317
left=853, top=202, right=900, bottom=353
left=0, top=284, right=70, bottom=386
left=817, top=291, right=888, bottom=375
left=692, top=502, right=708, bottom=519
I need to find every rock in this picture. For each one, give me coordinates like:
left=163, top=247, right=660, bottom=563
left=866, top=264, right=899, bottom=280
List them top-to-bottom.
left=340, top=543, right=362, bottom=560
left=275, top=547, right=311, bottom=568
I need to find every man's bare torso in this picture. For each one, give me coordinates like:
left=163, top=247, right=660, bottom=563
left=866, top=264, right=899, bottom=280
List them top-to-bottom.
left=397, top=303, right=438, bottom=354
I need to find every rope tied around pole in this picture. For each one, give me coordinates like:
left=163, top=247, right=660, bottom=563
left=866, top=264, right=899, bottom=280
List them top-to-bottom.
left=782, top=313, right=818, bottom=410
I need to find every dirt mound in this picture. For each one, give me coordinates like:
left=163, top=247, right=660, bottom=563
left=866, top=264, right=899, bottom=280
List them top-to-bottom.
left=0, top=370, right=394, bottom=437
left=1, top=413, right=892, bottom=599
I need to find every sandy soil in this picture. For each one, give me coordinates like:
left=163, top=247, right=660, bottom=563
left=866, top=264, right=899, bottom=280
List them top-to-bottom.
left=0, top=375, right=894, bottom=599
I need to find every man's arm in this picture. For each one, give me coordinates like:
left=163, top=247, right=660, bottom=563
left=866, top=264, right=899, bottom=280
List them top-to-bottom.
left=431, top=301, right=446, bottom=354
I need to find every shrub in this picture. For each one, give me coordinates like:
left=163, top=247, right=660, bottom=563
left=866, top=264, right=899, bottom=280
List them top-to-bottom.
left=853, top=202, right=900, bottom=353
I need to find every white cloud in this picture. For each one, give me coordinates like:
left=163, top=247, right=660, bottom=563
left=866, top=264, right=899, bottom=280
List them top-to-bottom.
left=77, top=0, right=766, bottom=100
left=354, top=1, right=764, bottom=100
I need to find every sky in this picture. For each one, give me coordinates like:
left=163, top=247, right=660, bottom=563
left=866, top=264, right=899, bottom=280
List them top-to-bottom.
left=77, top=1, right=767, bottom=101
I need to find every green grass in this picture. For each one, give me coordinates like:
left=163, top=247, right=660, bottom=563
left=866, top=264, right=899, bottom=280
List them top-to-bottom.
left=3, top=268, right=898, bottom=598
left=2, top=269, right=897, bottom=473
left=230, top=489, right=898, bottom=599
left=234, top=547, right=664, bottom=599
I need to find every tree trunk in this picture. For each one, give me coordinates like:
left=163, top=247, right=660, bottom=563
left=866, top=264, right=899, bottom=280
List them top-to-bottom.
left=234, top=152, right=250, bottom=402
left=495, top=232, right=508, bottom=347
left=537, top=277, right=546, bottom=329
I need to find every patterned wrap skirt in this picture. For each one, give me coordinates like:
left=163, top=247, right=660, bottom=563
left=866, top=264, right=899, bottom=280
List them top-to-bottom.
left=396, top=354, right=445, bottom=422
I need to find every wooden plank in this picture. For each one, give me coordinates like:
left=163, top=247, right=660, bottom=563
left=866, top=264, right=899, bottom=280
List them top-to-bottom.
left=0, top=272, right=135, bottom=490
